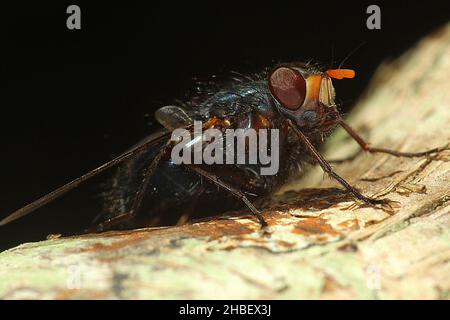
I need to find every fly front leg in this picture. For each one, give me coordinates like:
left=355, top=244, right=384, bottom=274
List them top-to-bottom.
left=285, top=119, right=392, bottom=208
left=338, top=119, right=449, bottom=158
left=183, top=164, right=268, bottom=228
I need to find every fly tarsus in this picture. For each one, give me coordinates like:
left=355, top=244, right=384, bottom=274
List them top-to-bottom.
left=339, top=119, right=450, bottom=158
left=365, top=144, right=449, bottom=158
left=351, top=195, right=400, bottom=214
left=241, top=196, right=268, bottom=228
left=87, top=211, right=137, bottom=233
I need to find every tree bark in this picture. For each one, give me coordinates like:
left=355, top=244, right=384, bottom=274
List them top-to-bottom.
left=1, top=23, right=449, bottom=300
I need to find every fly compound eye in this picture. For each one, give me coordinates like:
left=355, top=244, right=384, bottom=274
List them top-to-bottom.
left=269, top=67, right=306, bottom=110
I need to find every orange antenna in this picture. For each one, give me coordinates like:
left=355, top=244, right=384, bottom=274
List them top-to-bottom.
left=326, top=69, right=355, bottom=80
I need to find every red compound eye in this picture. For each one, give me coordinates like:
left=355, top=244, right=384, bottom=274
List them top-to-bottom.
left=269, top=67, right=306, bottom=110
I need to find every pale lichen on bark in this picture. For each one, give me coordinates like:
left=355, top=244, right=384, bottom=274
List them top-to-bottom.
left=0, top=23, right=449, bottom=300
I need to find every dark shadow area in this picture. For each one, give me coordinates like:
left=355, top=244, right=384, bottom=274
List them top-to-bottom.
left=1, top=1, right=449, bottom=250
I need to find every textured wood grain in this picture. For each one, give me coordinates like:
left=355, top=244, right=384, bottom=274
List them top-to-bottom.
left=0, top=22, right=449, bottom=300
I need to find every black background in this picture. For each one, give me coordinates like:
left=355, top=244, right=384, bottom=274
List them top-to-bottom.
left=1, top=1, right=449, bottom=250
left=0, top=300, right=445, bottom=316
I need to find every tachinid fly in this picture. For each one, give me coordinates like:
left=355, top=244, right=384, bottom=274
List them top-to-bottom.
left=1, top=62, right=448, bottom=232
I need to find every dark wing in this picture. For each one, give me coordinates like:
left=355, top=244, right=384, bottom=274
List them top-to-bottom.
left=0, top=130, right=171, bottom=226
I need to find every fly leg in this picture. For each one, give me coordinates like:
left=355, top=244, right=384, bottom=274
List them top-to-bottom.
left=286, top=119, right=388, bottom=207
left=338, top=119, right=449, bottom=157
left=90, top=142, right=172, bottom=232
left=183, top=164, right=268, bottom=228
left=89, top=211, right=137, bottom=232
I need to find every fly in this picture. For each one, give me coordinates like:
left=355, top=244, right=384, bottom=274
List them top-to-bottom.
left=1, top=62, right=448, bottom=232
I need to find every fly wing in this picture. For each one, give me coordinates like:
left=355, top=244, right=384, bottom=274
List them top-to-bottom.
left=155, top=105, right=193, bottom=131
left=0, top=130, right=171, bottom=226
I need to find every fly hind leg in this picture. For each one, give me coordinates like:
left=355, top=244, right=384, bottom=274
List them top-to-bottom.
left=89, top=142, right=172, bottom=233
left=183, top=164, right=268, bottom=228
